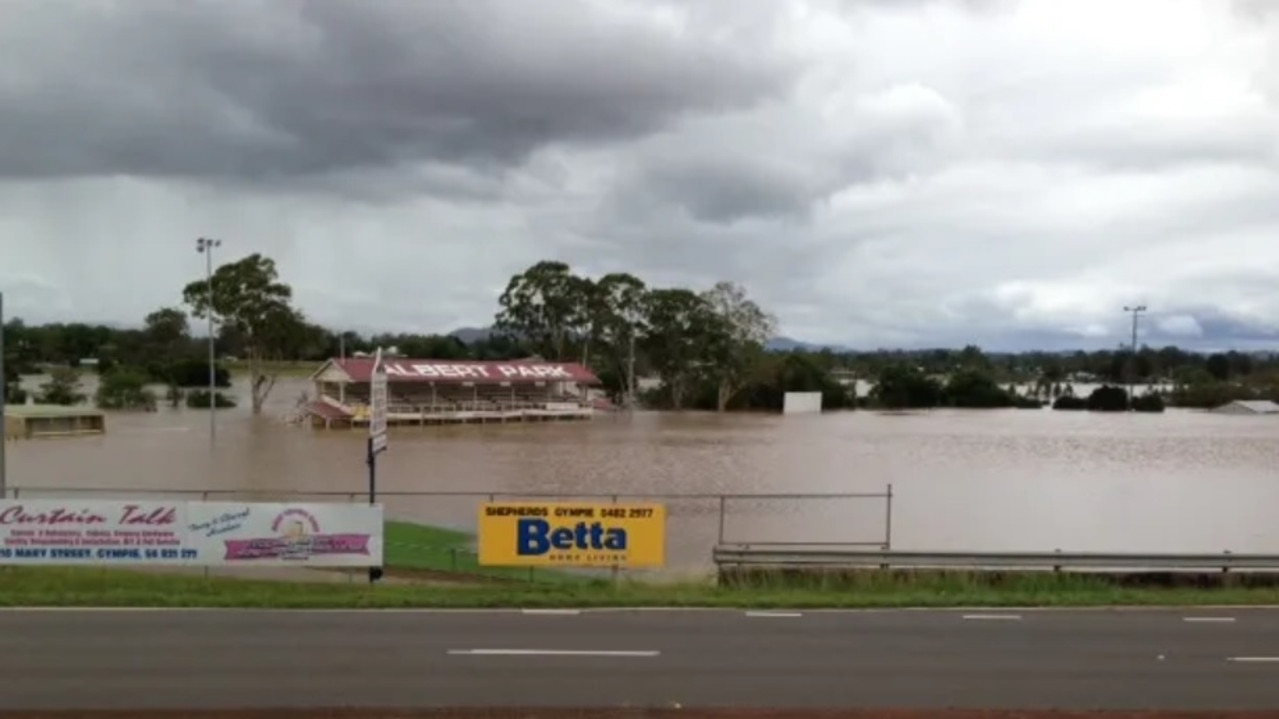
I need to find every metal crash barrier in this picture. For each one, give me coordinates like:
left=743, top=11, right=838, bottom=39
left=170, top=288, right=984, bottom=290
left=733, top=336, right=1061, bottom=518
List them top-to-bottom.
left=711, top=545, right=1279, bottom=573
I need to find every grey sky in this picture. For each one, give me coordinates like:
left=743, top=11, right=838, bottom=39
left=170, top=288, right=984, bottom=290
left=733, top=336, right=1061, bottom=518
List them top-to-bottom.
left=2, top=0, right=1277, bottom=350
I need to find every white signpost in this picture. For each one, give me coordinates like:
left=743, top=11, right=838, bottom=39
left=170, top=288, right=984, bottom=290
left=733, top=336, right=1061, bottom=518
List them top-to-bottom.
left=366, top=347, right=388, bottom=584
left=369, top=347, right=388, bottom=455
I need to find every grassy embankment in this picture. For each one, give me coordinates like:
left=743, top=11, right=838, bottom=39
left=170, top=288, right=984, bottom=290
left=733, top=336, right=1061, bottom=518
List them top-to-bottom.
left=4, top=520, right=1279, bottom=608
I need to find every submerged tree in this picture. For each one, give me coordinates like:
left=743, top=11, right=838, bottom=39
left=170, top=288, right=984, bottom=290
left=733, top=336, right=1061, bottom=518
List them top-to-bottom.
left=182, top=253, right=301, bottom=414
left=493, top=260, right=586, bottom=361
left=698, top=281, right=776, bottom=412
left=36, top=367, right=86, bottom=406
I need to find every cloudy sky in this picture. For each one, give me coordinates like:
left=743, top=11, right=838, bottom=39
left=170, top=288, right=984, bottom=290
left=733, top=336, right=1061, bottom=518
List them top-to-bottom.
left=2, top=0, right=1277, bottom=351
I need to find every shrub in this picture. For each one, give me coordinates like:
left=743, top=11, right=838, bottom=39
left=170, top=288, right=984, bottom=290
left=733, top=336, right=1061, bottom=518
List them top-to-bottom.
left=168, top=358, right=231, bottom=388
left=36, top=367, right=86, bottom=406
left=95, top=368, right=157, bottom=411
left=186, top=389, right=236, bottom=409
left=1132, top=392, right=1166, bottom=413
left=1052, top=396, right=1088, bottom=411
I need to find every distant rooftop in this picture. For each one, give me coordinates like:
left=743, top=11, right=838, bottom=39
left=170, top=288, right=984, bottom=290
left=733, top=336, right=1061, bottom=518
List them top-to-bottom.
left=1213, top=400, right=1279, bottom=415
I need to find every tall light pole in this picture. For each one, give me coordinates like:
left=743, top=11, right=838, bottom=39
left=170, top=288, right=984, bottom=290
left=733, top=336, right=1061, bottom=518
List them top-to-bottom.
left=196, top=238, right=221, bottom=444
left=1123, top=304, right=1147, bottom=410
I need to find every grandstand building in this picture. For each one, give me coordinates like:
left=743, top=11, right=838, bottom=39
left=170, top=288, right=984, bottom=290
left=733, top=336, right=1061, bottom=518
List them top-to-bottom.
left=302, top=357, right=603, bottom=429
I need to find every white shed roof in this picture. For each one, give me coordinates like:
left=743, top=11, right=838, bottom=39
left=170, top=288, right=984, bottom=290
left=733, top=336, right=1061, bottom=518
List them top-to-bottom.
left=1220, top=400, right=1279, bottom=414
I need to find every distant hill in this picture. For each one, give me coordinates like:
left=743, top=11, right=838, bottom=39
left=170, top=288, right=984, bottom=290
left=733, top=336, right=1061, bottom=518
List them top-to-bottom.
left=448, top=326, right=495, bottom=343
left=765, top=336, right=851, bottom=353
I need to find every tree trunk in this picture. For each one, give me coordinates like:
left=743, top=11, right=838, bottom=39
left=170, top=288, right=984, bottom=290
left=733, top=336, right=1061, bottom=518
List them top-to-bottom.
left=247, top=350, right=277, bottom=415
left=668, top=376, right=684, bottom=410
left=716, top=379, right=735, bottom=413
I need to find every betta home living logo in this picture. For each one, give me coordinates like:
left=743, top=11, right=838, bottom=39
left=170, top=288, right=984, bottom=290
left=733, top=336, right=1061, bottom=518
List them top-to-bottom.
left=221, top=508, right=373, bottom=562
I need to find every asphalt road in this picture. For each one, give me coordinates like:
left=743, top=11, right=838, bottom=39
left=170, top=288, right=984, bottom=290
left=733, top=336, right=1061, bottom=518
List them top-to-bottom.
left=1, top=607, right=1279, bottom=710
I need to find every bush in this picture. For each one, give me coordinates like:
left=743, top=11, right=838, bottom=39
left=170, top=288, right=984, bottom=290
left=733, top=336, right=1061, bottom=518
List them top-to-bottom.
left=168, top=358, right=231, bottom=388
left=3, top=360, right=25, bottom=405
left=36, top=367, right=86, bottom=406
left=95, top=368, right=157, bottom=411
left=165, top=385, right=184, bottom=408
left=1086, top=385, right=1131, bottom=411
left=186, top=389, right=236, bottom=409
left=1132, top=392, right=1165, bottom=413
left=1010, top=395, right=1045, bottom=409
left=1052, top=395, right=1088, bottom=410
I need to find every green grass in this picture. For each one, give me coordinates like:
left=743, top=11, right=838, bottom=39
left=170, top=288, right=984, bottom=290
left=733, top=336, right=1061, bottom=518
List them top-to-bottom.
left=7, top=520, right=1278, bottom=609
left=382, top=520, right=593, bottom=584
left=4, top=566, right=1279, bottom=609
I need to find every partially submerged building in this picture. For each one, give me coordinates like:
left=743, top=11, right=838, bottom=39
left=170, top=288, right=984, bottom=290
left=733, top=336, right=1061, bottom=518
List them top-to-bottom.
left=301, top=357, right=602, bottom=428
left=1210, top=400, right=1279, bottom=416
left=4, top=404, right=106, bottom=439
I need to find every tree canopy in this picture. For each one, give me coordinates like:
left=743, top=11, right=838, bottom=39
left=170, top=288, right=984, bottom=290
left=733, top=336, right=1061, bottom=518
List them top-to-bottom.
left=3, top=255, right=1278, bottom=414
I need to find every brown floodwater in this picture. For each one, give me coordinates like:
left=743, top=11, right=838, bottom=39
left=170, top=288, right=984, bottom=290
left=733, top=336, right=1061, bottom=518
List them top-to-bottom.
left=6, top=374, right=1279, bottom=575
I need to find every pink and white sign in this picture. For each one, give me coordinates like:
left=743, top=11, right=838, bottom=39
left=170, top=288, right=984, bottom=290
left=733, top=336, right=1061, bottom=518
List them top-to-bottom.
left=0, top=500, right=383, bottom=567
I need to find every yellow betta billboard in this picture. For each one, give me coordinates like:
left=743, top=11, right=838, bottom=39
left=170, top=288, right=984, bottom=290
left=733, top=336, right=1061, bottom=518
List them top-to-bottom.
left=477, top=502, right=666, bottom=568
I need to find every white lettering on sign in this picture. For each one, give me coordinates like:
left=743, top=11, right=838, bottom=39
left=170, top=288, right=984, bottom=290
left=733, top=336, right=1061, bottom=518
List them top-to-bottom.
left=380, top=363, right=574, bottom=380
left=496, top=365, right=571, bottom=379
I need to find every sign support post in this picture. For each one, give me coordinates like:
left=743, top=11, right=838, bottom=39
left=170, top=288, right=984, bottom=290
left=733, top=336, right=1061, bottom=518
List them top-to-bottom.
left=367, top=347, right=389, bottom=583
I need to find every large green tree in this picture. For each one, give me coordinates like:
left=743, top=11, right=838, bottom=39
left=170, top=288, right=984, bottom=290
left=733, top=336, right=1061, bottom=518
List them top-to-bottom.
left=181, top=253, right=300, bottom=414
left=494, top=260, right=587, bottom=361
left=590, top=272, right=648, bottom=403
left=699, top=281, right=776, bottom=412
left=641, top=288, right=717, bottom=409
left=143, top=307, right=190, bottom=351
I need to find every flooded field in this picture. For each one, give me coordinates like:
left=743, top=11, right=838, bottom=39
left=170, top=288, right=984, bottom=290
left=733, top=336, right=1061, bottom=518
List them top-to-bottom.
left=6, top=374, right=1278, bottom=574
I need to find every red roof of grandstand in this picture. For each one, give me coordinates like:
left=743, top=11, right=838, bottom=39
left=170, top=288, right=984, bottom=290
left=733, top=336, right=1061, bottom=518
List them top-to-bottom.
left=314, top=357, right=600, bottom=385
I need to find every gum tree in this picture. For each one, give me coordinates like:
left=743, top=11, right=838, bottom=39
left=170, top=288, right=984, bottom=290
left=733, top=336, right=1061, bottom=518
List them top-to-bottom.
left=182, top=253, right=301, bottom=414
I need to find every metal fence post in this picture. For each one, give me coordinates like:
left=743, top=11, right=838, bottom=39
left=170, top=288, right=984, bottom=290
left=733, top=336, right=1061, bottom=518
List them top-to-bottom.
left=884, top=483, right=893, bottom=550
left=199, top=491, right=210, bottom=579
left=610, top=494, right=620, bottom=586
left=717, top=495, right=727, bottom=544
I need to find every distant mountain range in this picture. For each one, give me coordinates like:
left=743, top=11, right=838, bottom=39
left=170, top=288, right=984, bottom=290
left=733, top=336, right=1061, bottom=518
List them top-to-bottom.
left=447, top=326, right=847, bottom=353
left=448, top=326, right=494, bottom=344
left=762, top=336, right=852, bottom=352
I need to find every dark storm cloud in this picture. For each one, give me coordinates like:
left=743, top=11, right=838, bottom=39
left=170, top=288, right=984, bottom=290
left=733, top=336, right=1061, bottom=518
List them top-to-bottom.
left=0, top=0, right=796, bottom=182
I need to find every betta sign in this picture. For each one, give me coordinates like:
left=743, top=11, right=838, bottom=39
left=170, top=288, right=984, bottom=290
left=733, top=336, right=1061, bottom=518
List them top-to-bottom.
left=476, top=502, right=665, bottom=568
left=517, top=519, right=628, bottom=554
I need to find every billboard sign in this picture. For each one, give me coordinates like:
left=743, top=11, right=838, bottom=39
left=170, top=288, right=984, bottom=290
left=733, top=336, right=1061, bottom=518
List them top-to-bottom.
left=0, top=500, right=383, bottom=567
left=477, top=502, right=665, bottom=568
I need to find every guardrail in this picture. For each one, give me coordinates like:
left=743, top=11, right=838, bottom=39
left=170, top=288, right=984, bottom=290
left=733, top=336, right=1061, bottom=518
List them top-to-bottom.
left=711, top=545, right=1279, bottom=573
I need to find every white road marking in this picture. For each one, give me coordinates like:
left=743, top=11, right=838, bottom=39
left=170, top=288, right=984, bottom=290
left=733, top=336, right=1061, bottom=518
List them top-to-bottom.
left=521, top=609, right=582, bottom=615
left=745, top=611, right=802, bottom=618
left=961, top=614, right=1022, bottom=621
left=1183, top=617, right=1236, bottom=623
left=448, top=649, right=659, bottom=657
left=1228, top=657, right=1279, bottom=662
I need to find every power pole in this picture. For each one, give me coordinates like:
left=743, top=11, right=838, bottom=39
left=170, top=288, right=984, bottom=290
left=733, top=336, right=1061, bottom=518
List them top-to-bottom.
left=196, top=237, right=222, bottom=446
left=1123, top=305, right=1147, bottom=410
